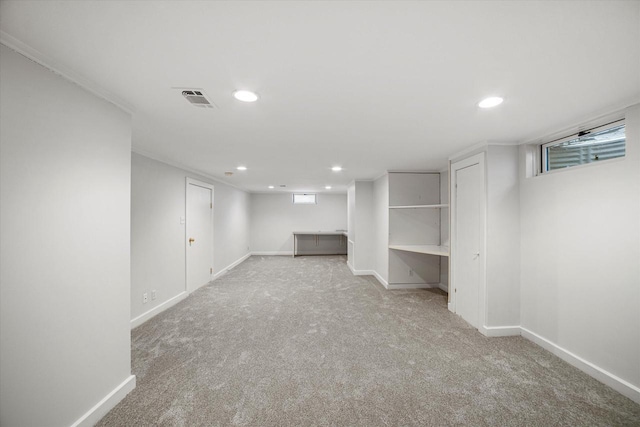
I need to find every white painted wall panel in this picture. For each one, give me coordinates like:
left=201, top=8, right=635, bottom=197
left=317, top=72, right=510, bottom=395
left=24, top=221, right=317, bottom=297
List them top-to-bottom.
left=0, top=46, right=132, bottom=426
left=519, top=105, right=640, bottom=389
left=486, top=145, right=520, bottom=327
left=131, top=153, right=251, bottom=321
left=440, top=171, right=449, bottom=287
left=389, top=173, right=440, bottom=206
left=373, top=175, right=389, bottom=282
left=354, top=181, right=374, bottom=271
left=347, top=182, right=356, bottom=243
left=250, top=193, right=347, bottom=254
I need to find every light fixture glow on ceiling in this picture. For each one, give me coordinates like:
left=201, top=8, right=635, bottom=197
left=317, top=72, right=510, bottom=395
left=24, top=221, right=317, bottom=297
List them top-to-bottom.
left=233, top=90, right=258, bottom=102
left=478, top=97, right=504, bottom=108
left=236, top=166, right=247, bottom=171
left=331, top=166, right=342, bottom=172
left=268, top=185, right=275, bottom=189
left=325, top=186, right=332, bottom=190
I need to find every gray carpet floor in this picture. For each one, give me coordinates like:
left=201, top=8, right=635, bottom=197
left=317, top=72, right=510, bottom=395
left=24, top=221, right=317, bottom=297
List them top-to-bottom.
left=99, top=256, right=640, bottom=426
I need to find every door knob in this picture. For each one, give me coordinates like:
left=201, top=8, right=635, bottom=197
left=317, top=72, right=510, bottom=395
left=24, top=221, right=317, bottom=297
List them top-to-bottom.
left=189, top=238, right=195, bottom=246
left=473, top=252, right=480, bottom=259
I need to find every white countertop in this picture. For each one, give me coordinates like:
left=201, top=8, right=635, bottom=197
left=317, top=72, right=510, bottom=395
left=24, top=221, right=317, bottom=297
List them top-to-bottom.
left=293, top=231, right=348, bottom=236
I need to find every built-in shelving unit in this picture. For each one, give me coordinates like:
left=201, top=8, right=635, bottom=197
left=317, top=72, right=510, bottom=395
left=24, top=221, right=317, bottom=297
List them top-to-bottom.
left=387, top=172, right=446, bottom=286
left=388, top=244, right=450, bottom=257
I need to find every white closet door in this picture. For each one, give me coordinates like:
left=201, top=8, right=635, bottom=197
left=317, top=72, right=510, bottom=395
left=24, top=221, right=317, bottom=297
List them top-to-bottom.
left=454, top=163, right=481, bottom=328
left=186, top=180, right=213, bottom=293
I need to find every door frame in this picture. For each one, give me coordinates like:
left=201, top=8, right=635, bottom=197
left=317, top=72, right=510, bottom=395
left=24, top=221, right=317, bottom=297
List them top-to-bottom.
left=449, top=153, right=487, bottom=330
left=185, top=177, right=214, bottom=293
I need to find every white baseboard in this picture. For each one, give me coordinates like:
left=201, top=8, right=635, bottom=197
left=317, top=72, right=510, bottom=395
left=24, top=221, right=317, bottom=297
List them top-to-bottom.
left=251, top=251, right=293, bottom=256
left=213, top=252, right=251, bottom=281
left=131, top=253, right=251, bottom=329
left=347, top=260, right=355, bottom=273
left=347, top=261, right=375, bottom=276
left=354, top=269, right=376, bottom=276
left=373, top=271, right=389, bottom=288
left=438, top=282, right=449, bottom=293
left=385, top=283, right=441, bottom=290
left=130, top=291, right=188, bottom=329
left=480, top=325, right=521, bottom=337
left=521, top=327, right=640, bottom=404
left=70, top=375, right=136, bottom=427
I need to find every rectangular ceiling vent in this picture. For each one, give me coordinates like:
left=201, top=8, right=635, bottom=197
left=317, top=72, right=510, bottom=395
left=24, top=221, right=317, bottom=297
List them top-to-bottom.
left=180, top=89, right=217, bottom=109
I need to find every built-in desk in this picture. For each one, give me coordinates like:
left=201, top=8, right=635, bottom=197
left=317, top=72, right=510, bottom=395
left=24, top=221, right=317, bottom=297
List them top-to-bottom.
left=293, top=231, right=348, bottom=257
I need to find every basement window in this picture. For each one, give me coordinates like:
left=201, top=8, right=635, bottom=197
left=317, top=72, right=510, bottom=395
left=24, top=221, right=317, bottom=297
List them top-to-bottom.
left=541, top=120, right=625, bottom=173
left=293, top=193, right=317, bottom=204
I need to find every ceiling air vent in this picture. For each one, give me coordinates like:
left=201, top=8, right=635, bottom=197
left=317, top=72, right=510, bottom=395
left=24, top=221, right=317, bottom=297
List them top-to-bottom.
left=179, top=89, right=217, bottom=109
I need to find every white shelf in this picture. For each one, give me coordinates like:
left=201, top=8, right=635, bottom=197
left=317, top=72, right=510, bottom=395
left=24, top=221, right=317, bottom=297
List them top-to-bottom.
left=389, top=204, right=449, bottom=209
left=389, top=244, right=450, bottom=257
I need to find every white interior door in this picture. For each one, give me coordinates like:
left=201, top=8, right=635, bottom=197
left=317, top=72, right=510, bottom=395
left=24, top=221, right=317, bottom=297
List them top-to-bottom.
left=454, top=163, right=481, bottom=328
left=186, top=180, right=213, bottom=293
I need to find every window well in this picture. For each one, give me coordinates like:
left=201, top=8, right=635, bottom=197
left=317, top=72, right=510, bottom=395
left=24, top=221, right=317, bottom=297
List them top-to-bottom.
left=542, top=121, right=625, bottom=173
left=293, top=194, right=317, bottom=204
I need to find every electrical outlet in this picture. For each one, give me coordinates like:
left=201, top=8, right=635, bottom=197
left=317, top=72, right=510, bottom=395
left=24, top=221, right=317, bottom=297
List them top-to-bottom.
left=409, top=269, right=414, bottom=277
left=151, top=290, right=156, bottom=300
left=143, top=293, right=148, bottom=304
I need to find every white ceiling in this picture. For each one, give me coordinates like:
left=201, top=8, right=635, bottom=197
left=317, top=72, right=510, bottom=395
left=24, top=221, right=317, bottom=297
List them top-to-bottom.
left=1, top=1, right=639, bottom=193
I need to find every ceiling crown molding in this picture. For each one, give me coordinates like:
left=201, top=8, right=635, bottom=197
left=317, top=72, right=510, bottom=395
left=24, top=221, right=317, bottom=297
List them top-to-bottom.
left=0, top=30, right=135, bottom=114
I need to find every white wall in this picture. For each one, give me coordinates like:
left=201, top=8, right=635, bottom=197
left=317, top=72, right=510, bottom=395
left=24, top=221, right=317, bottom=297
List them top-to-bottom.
left=0, top=46, right=133, bottom=426
left=519, top=105, right=640, bottom=393
left=450, top=145, right=521, bottom=329
left=486, top=145, right=520, bottom=327
left=131, top=153, right=251, bottom=323
left=440, top=171, right=449, bottom=287
left=373, top=175, right=389, bottom=282
left=354, top=181, right=375, bottom=271
left=347, top=183, right=356, bottom=243
left=250, top=193, right=347, bottom=254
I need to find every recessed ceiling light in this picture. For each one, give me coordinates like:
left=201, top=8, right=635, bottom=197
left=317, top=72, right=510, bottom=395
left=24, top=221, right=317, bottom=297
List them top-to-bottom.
left=233, top=90, right=258, bottom=102
left=478, top=97, right=503, bottom=108
left=237, top=166, right=247, bottom=171
left=331, top=166, right=342, bottom=172
left=268, top=185, right=275, bottom=189
left=325, top=186, right=332, bottom=190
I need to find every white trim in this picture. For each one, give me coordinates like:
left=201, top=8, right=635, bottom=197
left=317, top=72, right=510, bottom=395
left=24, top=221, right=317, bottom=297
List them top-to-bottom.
left=0, top=31, right=134, bottom=114
left=520, top=103, right=636, bottom=146
left=448, top=141, right=522, bottom=164
left=449, top=141, right=489, bottom=162
left=133, top=148, right=247, bottom=193
left=449, top=152, right=487, bottom=331
left=387, top=170, right=439, bottom=174
left=371, top=171, right=388, bottom=182
left=185, top=178, right=215, bottom=294
left=251, top=190, right=348, bottom=195
left=251, top=251, right=293, bottom=256
left=130, top=253, right=250, bottom=329
left=212, top=253, right=251, bottom=281
left=347, top=260, right=356, bottom=274
left=347, top=262, right=376, bottom=276
left=373, top=271, right=389, bottom=288
left=438, top=282, right=449, bottom=293
left=385, top=283, right=441, bottom=290
left=130, top=291, right=188, bottom=329
left=479, top=325, right=521, bottom=337
left=521, top=327, right=640, bottom=404
left=70, top=375, right=136, bottom=427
